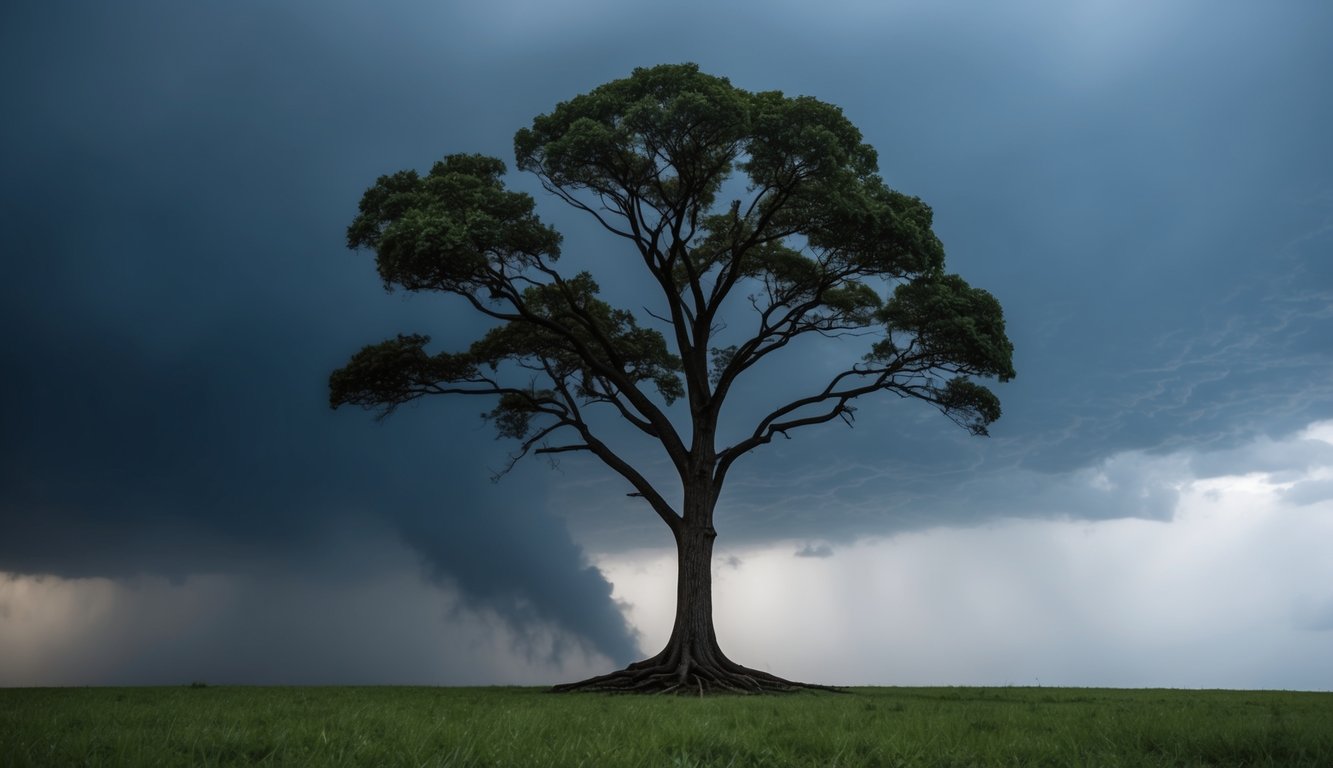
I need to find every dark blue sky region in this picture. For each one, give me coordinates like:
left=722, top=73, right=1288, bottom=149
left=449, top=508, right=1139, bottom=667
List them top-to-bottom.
left=1, top=1, right=1331, bottom=684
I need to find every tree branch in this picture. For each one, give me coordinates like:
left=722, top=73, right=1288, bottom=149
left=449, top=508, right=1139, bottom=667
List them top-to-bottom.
left=713, top=361, right=906, bottom=490
left=577, top=428, right=682, bottom=531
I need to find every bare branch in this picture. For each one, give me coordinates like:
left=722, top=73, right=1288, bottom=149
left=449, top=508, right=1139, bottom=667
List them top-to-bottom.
left=536, top=174, right=641, bottom=243
left=642, top=306, right=674, bottom=325
left=714, top=361, right=907, bottom=489
left=489, top=419, right=580, bottom=482
left=576, top=427, right=682, bottom=531
left=534, top=443, right=592, bottom=455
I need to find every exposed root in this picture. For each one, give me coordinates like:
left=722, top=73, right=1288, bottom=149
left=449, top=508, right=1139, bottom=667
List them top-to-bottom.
left=551, top=655, right=845, bottom=695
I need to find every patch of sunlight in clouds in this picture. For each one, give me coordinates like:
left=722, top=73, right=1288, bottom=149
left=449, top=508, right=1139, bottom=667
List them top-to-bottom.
left=598, top=420, right=1333, bottom=690
left=0, top=543, right=615, bottom=687
left=0, top=573, right=233, bottom=686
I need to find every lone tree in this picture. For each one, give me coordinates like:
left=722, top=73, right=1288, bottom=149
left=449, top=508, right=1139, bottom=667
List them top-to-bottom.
left=332, top=64, right=1014, bottom=693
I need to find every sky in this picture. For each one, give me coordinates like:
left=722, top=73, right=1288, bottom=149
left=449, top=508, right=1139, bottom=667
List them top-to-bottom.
left=1, top=1, right=1331, bottom=689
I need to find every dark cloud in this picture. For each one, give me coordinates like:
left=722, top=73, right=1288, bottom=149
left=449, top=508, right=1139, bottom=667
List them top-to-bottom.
left=0, top=1, right=640, bottom=668
left=2, top=1, right=1332, bottom=683
left=575, top=1, right=1333, bottom=552
left=0, top=292, right=639, bottom=664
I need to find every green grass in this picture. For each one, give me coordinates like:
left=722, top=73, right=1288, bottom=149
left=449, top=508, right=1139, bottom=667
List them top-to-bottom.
left=1, top=686, right=1330, bottom=767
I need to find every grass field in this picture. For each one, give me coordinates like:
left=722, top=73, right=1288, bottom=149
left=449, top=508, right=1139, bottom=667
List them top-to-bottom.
left=1, top=685, right=1330, bottom=767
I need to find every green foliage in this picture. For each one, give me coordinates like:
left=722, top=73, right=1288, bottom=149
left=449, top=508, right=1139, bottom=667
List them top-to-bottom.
left=335, top=62, right=1017, bottom=484
left=515, top=64, right=749, bottom=216
left=347, top=154, right=562, bottom=294
left=866, top=274, right=1015, bottom=434
left=874, top=275, right=1014, bottom=380
left=329, top=334, right=478, bottom=414
left=483, top=390, right=553, bottom=441
left=4, top=686, right=1332, bottom=767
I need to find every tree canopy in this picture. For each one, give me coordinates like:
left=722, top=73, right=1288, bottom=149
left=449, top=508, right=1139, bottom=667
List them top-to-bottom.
left=334, top=63, right=1012, bottom=494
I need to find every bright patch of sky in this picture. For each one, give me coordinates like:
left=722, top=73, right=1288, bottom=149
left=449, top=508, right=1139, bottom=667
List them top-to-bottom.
left=600, top=422, right=1333, bottom=690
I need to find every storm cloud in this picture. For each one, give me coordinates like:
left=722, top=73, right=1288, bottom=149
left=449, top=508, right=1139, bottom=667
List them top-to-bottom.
left=0, top=1, right=643, bottom=670
left=2, top=1, right=1331, bottom=686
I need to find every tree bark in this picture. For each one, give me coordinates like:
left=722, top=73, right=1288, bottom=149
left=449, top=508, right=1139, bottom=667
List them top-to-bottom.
left=667, top=522, right=720, bottom=670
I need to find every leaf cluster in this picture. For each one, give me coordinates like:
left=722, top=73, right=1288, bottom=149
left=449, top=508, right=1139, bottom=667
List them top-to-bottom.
left=346, top=154, right=562, bottom=295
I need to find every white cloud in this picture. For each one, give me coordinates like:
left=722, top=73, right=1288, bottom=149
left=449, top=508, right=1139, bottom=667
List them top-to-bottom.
left=598, top=421, right=1333, bottom=690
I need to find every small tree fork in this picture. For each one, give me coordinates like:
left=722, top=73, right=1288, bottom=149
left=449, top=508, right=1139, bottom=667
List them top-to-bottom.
left=331, top=64, right=1014, bottom=694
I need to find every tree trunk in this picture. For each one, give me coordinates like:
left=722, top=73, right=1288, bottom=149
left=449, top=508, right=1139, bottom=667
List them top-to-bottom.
left=552, top=488, right=838, bottom=694
left=666, top=522, right=722, bottom=672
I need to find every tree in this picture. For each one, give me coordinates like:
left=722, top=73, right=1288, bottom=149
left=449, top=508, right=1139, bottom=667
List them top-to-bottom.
left=331, top=64, right=1015, bottom=694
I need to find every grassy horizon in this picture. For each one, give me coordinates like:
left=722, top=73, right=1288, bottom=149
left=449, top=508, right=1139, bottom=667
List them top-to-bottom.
left=2, top=685, right=1331, bottom=766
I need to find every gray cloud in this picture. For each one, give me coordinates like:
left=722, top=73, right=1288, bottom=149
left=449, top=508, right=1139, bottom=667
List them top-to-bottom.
left=2, top=1, right=1332, bottom=684
left=549, top=1, right=1333, bottom=554
left=0, top=2, right=641, bottom=668
left=0, top=309, right=639, bottom=664
left=1191, top=437, right=1333, bottom=482
left=1283, top=478, right=1333, bottom=508
left=0, top=538, right=614, bottom=687
left=795, top=543, right=834, bottom=559
left=1293, top=596, right=1333, bottom=633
